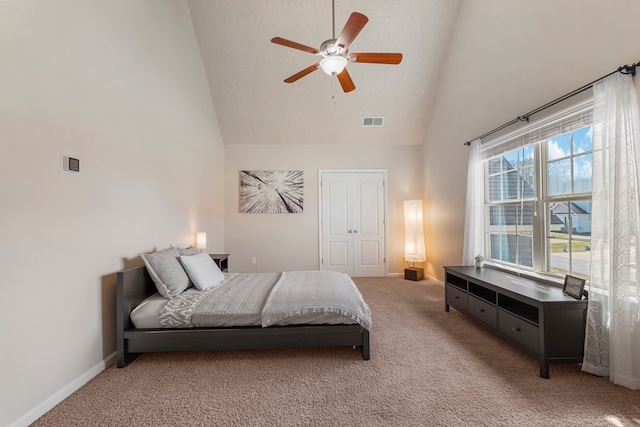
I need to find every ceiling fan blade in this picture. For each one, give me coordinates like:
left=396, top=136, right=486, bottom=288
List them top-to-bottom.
left=335, top=12, right=368, bottom=50
left=271, top=37, right=320, bottom=54
left=348, top=52, right=403, bottom=65
left=284, top=64, right=320, bottom=83
left=337, top=68, right=355, bottom=93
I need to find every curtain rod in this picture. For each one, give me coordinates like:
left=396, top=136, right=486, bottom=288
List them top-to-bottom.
left=463, top=61, right=639, bottom=146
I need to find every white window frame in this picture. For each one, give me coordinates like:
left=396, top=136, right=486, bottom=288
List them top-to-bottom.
left=480, top=99, right=593, bottom=279
left=541, top=125, right=593, bottom=280
left=485, top=145, right=537, bottom=269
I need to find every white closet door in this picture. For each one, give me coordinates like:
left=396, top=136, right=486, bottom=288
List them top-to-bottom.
left=320, top=171, right=386, bottom=277
left=352, top=172, right=385, bottom=276
left=321, top=173, right=353, bottom=275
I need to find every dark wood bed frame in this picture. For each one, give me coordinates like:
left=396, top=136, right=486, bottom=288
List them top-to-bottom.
left=116, top=265, right=371, bottom=367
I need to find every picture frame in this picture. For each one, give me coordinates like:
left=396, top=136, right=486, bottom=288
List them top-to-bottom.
left=239, top=170, right=303, bottom=213
left=562, top=274, right=586, bottom=300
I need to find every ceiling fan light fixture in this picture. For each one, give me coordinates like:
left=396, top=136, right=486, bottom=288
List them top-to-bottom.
left=271, top=10, right=402, bottom=93
left=319, top=55, right=347, bottom=76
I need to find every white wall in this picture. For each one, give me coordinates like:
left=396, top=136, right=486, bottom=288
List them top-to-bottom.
left=422, top=0, right=640, bottom=281
left=0, top=1, right=224, bottom=425
left=224, top=144, right=423, bottom=275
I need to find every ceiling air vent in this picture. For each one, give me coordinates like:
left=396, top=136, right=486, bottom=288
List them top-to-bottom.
left=362, top=116, right=384, bottom=127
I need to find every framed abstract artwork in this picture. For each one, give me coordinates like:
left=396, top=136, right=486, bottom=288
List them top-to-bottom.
left=239, top=170, right=303, bottom=213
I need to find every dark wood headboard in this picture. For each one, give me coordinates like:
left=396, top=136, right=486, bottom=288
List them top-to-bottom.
left=116, top=265, right=155, bottom=366
left=117, top=266, right=155, bottom=328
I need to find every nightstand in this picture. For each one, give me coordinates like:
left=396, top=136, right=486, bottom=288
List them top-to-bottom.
left=209, top=253, right=229, bottom=272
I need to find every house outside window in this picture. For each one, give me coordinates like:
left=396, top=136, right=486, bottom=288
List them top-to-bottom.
left=481, top=100, right=593, bottom=280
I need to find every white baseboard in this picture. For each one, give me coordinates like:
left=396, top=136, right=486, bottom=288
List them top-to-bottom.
left=387, top=271, right=443, bottom=285
left=426, top=273, right=444, bottom=286
left=9, top=352, right=116, bottom=427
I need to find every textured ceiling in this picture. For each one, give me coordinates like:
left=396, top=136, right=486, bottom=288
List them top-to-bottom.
left=187, top=0, right=462, bottom=145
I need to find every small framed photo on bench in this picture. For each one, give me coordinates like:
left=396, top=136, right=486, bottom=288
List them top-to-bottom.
left=563, top=274, right=586, bottom=300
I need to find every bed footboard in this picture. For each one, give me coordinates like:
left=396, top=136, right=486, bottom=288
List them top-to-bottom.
left=361, top=328, right=370, bottom=360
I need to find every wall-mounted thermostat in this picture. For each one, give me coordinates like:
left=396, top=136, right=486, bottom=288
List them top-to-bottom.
left=62, top=156, right=80, bottom=173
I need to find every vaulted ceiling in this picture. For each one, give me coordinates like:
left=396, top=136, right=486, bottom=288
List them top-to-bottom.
left=187, top=0, right=462, bottom=146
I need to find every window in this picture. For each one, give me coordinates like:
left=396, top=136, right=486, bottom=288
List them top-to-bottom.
left=481, top=101, right=593, bottom=280
left=544, top=127, right=592, bottom=280
left=487, top=145, right=535, bottom=268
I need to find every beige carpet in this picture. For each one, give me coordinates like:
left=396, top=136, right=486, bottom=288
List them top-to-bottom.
left=32, top=277, right=639, bottom=426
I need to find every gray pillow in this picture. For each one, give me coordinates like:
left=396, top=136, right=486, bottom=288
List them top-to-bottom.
left=177, top=246, right=202, bottom=256
left=140, top=247, right=190, bottom=298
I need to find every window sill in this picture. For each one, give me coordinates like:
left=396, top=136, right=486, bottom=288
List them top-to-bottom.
left=483, top=262, right=565, bottom=289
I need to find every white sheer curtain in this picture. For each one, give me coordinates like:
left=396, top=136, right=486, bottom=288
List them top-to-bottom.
left=582, top=72, right=640, bottom=390
left=462, top=139, right=485, bottom=265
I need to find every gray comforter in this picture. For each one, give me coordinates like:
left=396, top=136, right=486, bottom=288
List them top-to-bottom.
left=262, top=270, right=371, bottom=329
left=158, top=271, right=371, bottom=330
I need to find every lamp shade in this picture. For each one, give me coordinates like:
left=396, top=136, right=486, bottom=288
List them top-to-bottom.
left=319, top=55, right=347, bottom=76
left=404, top=200, right=426, bottom=263
left=196, top=232, right=207, bottom=250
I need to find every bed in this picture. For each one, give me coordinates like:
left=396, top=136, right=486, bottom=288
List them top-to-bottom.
left=116, top=252, right=371, bottom=368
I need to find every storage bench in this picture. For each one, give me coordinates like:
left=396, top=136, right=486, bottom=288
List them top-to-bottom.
left=444, top=266, right=587, bottom=378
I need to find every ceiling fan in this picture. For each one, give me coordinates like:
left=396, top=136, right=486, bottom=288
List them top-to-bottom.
left=270, top=2, right=403, bottom=93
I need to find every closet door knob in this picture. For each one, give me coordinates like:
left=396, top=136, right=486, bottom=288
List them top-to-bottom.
left=348, top=230, right=353, bottom=233
left=354, top=230, right=359, bottom=233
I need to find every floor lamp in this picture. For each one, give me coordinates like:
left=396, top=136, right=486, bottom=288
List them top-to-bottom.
left=404, top=200, right=426, bottom=281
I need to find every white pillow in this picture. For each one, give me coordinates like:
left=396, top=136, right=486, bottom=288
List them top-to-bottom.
left=179, top=252, right=225, bottom=291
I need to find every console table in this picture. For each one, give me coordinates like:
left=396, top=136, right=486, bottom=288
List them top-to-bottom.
left=444, top=266, right=587, bottom=378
